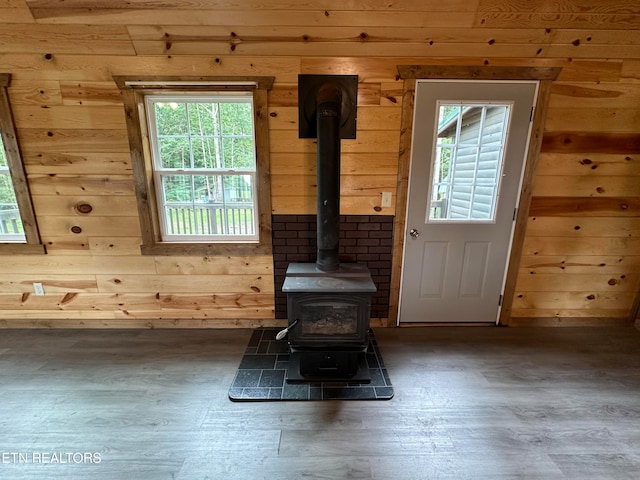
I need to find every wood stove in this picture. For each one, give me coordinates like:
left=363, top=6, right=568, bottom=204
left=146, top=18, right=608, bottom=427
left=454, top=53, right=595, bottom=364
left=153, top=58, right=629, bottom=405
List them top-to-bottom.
left=281, top=74, right=376, bottom=382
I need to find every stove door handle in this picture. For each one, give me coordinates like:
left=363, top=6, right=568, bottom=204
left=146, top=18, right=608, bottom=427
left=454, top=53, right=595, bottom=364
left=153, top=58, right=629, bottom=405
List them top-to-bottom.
left=276, top=318, right=299, bottom=340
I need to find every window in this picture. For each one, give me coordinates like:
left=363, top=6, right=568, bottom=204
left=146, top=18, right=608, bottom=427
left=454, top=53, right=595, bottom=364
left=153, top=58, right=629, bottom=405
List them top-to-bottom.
left=0, top=73, right=44, bottom=254
left=115, top=76, right=274, bottom=256
left=147, top=95, right=258, bottom=242
left=428, top=102, right=511, bottom=222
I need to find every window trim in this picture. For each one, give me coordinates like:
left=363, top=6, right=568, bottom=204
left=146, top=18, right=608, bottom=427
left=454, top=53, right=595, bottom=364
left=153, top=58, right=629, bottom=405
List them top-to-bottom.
left=0, top=73, right=44, bottom=254
left=114, top=76, right=274, bottom=256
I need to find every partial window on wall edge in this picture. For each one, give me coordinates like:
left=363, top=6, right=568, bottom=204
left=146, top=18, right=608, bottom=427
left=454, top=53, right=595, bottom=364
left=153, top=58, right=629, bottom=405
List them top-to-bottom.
left=0, top=73, right=45, bottom=255
left=114, top=76, right=274, bottom=256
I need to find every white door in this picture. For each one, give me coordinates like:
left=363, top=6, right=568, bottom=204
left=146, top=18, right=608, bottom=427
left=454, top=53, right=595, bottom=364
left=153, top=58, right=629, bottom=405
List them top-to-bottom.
left=399, top=81, right=538, bottom=323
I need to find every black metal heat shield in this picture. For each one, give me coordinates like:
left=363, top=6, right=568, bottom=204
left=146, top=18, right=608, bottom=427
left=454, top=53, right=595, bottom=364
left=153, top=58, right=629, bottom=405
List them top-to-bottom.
left=298, top=74, right=358, bottom=139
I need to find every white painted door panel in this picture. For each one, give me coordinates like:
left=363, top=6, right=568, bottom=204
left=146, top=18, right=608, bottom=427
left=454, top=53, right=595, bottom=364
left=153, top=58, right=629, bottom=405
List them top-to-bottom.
left=399, top=81, right=537, bottom=323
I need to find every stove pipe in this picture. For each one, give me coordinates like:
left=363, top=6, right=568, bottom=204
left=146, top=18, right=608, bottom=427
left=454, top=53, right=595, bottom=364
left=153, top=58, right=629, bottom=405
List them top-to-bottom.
left=315, top=83, right=342, bottom=272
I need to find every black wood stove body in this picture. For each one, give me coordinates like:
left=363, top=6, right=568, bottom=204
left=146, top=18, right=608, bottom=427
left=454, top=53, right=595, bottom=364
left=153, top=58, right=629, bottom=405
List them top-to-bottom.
left=282, top=74, right=376, bottom=382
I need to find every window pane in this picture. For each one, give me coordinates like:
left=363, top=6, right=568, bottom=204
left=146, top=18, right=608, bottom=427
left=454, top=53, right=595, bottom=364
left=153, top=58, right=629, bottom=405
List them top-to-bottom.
left=155, top=102, right=188, bottom=135
left=220, top=102, right=253, bottom=135
left=188, top=103, right=218, bottom=137
left=427, top=103, right=510, bottom=222
left=0, top=135, right=25, bottom=241
left=159, top=137, right=190, bottom=169
left=192, top=137, right=219, bottom=169
left=222, top=137, right=255, bottom=169
left=161, top=173, right=255, bottom=237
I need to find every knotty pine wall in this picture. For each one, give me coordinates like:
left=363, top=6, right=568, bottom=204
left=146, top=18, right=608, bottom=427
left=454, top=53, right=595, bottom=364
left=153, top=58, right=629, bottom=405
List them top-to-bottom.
left=0, top=0, right=639, bottom=327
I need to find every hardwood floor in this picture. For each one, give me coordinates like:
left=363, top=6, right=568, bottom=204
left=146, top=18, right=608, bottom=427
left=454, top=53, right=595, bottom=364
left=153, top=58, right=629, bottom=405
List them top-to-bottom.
left=1, top=325, right=640, bottom=479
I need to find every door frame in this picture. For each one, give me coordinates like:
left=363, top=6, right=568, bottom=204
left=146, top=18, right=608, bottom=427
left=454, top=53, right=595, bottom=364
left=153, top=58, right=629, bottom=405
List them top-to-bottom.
left=389, top=65, right=562, bottom=326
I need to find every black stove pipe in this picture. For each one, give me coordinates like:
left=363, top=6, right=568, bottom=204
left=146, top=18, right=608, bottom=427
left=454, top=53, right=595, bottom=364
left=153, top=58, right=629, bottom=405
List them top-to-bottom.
left=315, top=83, right=342, bottom=272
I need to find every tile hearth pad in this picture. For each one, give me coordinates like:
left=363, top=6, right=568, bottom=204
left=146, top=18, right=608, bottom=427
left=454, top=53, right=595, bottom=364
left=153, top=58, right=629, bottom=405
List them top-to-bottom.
left=229, top=328, right=394, bottom=401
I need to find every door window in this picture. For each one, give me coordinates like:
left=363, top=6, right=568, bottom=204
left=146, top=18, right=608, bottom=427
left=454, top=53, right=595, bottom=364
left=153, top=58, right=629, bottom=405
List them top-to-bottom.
left=428, top=103, right=511, bottom=223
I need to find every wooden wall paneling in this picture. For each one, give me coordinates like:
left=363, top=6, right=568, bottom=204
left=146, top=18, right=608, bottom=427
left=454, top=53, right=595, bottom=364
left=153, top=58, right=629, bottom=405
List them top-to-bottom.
left=27, top=0, right=479, bottom=14
left=477, top=0, right=640, bottom=14
left=0, top=2, right=33, bottom=23
left=1, top=2, right=639, bottom=326
left=27, top=9, right=478, bottom=28
left=475, top=12, right=640, bottom=30
left=0, top=24, right=135, bottom=55
left=128, top=25, right=605, bottom=57
left=129, top=25, right=640, bottom=48
left=129, top=40, right=637, bottom=58
left=0, top=54, right=301, bottom=82
left=301, top=57, right=420, bottom=81
left=621, top=59, right=640, bottom=80
left=556, top=60, right=623, bottom=83
left=7, top=80, right=62, bottom=105
left=60, top=81, right=123, bottom=106
left=550, top=82, right=640, bottom=109
left=268, top=83, right=382, bottom=107
left=12, top=105, right=126, bottom=129
left=268, top=106, right=401, bottom=131
left=545, top=108, right=640, bottom=132
left=18, top=128, right=131, bottom=154
left=270, top=130, right=399, bottom=153
left=542, top=132, right=640, bottom=154
left=23, top=152, right=132, bottom=174
left=270, top=153, right=399, bottom=176
left=536, top=153, right=640, bottom=177
left=27, top=174, right=134, bottom=196
left=271, top=174, right=397, bottom=197
left=532, top=176, right=640, bottom=197
left=30, top=194, right=136, bottom=219
left=271, top=195, right=394, bottom=216
left=529, top=197, right=640, bottom=216
left=36, top=215, right=141, bottom=238
left=526, top=217, right=640, bottom=238
left=41, top=236, right=91, bottom=255
left=523, top=236, right=640, bottom=257
left=88, top=237, right=144, bottom=256
left=1, top=254, right=155, bottom=275
left=520, top=255, right=640, bottom=274
left=154, top=256, right=273, bottom=276
left=515, top=273, right=640, bottom=293
left=0, top=274, right=98, bottom=293
left=95, top=274, right=274, bottom=295
left=512, top=291, right=636, bottom=314
left=0, top=292, right=274, bottom=318
left=1, top=292, right=160, bottom=311
left=0, top=314, right=118, bottom=325
left=507, top=317, right=633, bottom=326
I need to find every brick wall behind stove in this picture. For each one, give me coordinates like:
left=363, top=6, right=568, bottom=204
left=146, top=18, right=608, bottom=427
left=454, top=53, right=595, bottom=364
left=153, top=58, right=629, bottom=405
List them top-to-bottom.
left=272, top=215, right=393, bottom=320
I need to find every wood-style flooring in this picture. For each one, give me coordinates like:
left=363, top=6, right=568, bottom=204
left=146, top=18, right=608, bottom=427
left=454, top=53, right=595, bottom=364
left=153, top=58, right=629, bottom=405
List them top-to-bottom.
left=1, top=325, right=640, bottom=479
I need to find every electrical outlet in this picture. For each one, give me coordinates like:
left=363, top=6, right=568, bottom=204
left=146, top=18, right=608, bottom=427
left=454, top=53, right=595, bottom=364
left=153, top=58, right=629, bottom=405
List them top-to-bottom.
left=381, top=192, right=392, bottom=208
left=33, top=283, right=45, bottom=296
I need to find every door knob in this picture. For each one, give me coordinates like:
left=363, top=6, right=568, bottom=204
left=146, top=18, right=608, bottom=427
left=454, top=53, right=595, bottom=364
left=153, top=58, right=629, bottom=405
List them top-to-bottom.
left=409, top=228, right=420, bottom=238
